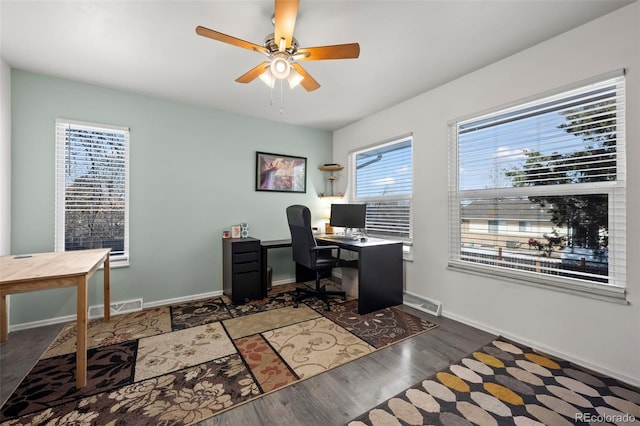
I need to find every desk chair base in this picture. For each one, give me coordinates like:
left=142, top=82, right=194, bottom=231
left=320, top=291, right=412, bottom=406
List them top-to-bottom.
left=293, top=278, right=346, bottom=311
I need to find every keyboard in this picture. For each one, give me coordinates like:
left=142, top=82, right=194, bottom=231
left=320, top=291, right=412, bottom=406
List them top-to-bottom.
left=326, top=235, right=360, bottom=241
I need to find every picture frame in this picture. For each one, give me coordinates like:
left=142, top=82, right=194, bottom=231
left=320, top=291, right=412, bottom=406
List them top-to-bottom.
left=255, top=151, right=307, bottom=193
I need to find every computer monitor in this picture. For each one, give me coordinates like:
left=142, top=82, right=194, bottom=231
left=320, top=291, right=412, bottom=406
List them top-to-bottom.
left=329, top=203, right=366, bottom=229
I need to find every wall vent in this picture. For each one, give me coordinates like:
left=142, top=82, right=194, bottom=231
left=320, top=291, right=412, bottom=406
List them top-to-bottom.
left=403, top=292, right=442, bottom=317
left=88, top=298, right=143, bottom=318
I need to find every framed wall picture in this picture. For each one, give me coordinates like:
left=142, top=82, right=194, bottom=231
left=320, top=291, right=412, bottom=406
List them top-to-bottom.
left=256, top=151, right=307, bottom=193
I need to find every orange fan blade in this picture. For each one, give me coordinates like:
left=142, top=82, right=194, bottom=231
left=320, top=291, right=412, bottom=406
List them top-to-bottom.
left=274, top=0, right=299, bottom=51
left=196, top=26, right=268, bottom=55
left=296, top=43, right=360, bottom=61
left=235, top=62, right=270, bottom=83
left=292, top=63, right=320, bottom=92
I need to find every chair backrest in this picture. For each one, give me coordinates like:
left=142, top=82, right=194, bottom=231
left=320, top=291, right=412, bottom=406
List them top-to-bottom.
left=286, top=205, right=317, bottom=269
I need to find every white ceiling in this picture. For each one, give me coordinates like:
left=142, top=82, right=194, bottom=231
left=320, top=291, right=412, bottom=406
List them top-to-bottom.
left=1, top=0, right=634, bottom=131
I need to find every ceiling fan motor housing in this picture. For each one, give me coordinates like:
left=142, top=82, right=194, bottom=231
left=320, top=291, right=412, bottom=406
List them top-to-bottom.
left=263, top=33, right=299, bottom=55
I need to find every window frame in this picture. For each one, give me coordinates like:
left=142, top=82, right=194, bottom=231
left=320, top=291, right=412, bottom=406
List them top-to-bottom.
left=448, top=71, right=626, bottom=303
left=55, top=118, right=130, bottom=266
left=349, top=134, right=414, bottom=259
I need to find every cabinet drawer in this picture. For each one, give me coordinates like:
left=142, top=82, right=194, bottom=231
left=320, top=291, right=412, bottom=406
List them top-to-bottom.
left=233, top=241, right=260, bottom=254
left=234, top=251, right=259, bottom=263
left=234, top=261, right=259, bottom=273
left=233, top=271, right=261, bottom=294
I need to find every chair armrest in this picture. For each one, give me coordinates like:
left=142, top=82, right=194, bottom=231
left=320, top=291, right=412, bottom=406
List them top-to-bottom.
left=311, top=245, right=341, bottom=258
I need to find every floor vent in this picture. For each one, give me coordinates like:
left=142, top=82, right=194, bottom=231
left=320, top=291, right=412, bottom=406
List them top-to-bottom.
left=403, top=292, right=442, bottom=317
left=88, top=298, right=143, bottom=318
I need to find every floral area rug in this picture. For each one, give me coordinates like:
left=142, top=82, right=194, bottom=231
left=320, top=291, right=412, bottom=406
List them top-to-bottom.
left=1, top=283, right=437, bottom=425
left=348, top=337, right=640, bottom=425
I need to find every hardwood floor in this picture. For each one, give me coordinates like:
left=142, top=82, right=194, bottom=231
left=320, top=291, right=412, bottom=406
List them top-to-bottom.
left=0, top=304, right=496, bottom=425
left=197, top=305, right=496, bottom=425
left=0, top=322, right=65, bottom=407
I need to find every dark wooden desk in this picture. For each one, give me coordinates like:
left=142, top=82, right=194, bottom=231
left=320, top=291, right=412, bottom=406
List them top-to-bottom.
left=316, top=235, right=403, bottom=314
left=260, top=236, right=403, bottom=314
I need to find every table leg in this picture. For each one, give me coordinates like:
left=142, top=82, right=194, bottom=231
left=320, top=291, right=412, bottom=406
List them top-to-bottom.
left=103, top=255, right=110, bottom=321
left=76, top=276, right=88, bottom=388
left=0, top=293, right=7, bottom=342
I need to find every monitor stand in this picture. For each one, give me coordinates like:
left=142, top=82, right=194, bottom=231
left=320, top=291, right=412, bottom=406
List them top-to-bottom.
left=341, top=228, right=362, bottom=240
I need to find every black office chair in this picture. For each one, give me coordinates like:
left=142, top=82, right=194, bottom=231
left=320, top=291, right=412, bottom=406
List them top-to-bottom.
left=286, top=205, right=346, bottom=311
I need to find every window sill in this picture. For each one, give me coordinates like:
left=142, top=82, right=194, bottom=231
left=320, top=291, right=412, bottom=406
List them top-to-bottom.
left=100, top=257, right=129, bottom=269
left=109, top=260, right=130, bottom=269
left=447, top=260, right=627, bottom=304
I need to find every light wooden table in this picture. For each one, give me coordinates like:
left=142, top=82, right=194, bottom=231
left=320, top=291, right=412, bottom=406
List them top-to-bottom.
left=0, top=248, right=111, bottom=388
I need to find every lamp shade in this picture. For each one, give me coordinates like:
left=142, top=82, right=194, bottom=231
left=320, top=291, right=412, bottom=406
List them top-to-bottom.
left=287, top=67, right=304, bottom=89
left=259, top=69, right=276, bottom=88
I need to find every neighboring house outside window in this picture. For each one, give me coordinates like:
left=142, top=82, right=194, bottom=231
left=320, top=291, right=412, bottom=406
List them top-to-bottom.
left=448, top=72, right=626, bottom=301
left=55, top=119, right=130, bottom=265
left=350, top=135, right=413, bottom=258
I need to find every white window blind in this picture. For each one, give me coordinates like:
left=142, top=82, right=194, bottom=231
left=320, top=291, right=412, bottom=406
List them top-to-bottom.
left=448, top=72, right=626, bottom=301
left=55, top=119, right=130, bottom=263
left=350, top=136, right=413, bottom=241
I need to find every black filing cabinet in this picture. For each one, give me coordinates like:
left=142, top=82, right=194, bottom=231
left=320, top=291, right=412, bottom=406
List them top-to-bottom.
left=222, top=237, right=262, bottom=303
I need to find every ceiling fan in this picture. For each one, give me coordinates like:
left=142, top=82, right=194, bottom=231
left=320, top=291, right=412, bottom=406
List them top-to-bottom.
left=195, top=0, right=360, bottom=92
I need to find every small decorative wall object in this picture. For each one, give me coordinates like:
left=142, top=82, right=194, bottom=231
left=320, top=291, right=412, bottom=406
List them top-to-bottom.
left=256, top=151, right=307, bottom=193
left=319, top=163, right=343, bottom=197
left=240, top=223, right=249, bottom=238
left=231, top=225, right=241, bottom=239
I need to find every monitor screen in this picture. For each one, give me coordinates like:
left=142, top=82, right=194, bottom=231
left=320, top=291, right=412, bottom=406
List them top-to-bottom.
left=329, top=203, right=366, bottom=229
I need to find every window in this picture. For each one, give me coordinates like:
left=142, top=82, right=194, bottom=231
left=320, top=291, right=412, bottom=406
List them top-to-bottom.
left=448, top=72, right=626, bottom=301
left=55, top=119, right=130, bottom=264
left=350, top=136, right=413, bottom=247
left=488, top=220, right=507, bottom=234
left=519, top=221, right=532, bottom=233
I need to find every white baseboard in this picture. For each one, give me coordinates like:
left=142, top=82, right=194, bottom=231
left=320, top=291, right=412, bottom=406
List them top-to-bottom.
left=272, top=277, right=295, bottom=287
left=7, top=278, right=308, bottom=333
left=8, top=290, right=223, bottom=333
left=142, top=290, right=222, bottom=309
left=442, top=309, right=640, bottom=388
left=9, top=313, right=78, bottom=333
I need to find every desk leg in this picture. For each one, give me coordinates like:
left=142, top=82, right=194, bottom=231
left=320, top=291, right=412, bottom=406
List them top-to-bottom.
left=358, top=244, right=403, bottom=315
left=260, top=246, right=268, bottom=297
left=103, top=255, right=111, bottom=321
left=76, top=276, right=88, bottom=388
left=0, top=293, right=7, bottom=342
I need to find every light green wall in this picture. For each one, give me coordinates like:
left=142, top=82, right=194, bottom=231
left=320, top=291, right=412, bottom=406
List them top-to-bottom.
left=10, top=69, right=332, bottom=325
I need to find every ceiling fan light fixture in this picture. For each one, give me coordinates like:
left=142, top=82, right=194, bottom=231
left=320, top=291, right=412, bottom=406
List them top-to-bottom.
left=270, top=55, right=291, bottom=79
left=287, top=67, right=304, bottom=89
left=259, top=68, right=276, bottom=88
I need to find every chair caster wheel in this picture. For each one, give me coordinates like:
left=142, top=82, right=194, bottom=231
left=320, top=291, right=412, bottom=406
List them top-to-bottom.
left=293, top=302, right=299, bottom=308
left=323, top=304, right=330, bottom=311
